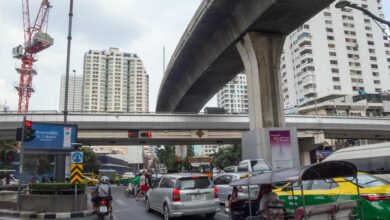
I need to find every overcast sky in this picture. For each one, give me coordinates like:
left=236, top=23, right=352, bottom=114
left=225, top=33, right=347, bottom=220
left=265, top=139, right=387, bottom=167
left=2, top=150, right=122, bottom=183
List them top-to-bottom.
left=0, top=1, right=389, bottom=112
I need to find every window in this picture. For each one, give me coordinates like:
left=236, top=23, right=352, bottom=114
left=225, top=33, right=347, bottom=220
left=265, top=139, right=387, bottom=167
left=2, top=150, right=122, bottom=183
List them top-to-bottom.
left=326, top=28, right=334, bottom=33
left=327, top=36, right=335, bottom=41
left=329, top=52, right=336, bottom=56
left=330, top=60, right=338, bottom=65
left=331, top=68, right=339, bottom=73
left=332, top=77, right=340, bottom=82
left=374, top=80, right=381, bottom=85
left=333, top=85, right=341, bottom=90
left=238, top=162, right=249, bottom=172
left=346, top=174, right=389, bottom=188
left=159, top=177, right=174, bottom=188
left=177, top=177, right=212, bottom=190
left=311, top=180, right=338, bottom=190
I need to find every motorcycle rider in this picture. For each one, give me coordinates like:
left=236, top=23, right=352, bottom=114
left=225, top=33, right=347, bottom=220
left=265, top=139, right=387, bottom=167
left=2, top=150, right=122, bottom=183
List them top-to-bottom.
left=92, top=176, right=113, bottom=218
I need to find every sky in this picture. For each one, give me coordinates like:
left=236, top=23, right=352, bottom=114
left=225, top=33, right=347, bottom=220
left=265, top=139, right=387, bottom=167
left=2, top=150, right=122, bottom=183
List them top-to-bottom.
left=0, top=0, right=204, bottom=111
left=0, top=1, right=389, bottom=112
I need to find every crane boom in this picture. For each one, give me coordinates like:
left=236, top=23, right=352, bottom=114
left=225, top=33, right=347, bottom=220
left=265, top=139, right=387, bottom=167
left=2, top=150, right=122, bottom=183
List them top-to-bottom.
left=14, top=0, right=53, bottom=112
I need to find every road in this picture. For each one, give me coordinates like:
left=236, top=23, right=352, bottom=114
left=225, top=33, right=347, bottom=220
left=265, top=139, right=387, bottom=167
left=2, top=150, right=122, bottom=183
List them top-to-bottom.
left=2, top=185, right=229, bottom=220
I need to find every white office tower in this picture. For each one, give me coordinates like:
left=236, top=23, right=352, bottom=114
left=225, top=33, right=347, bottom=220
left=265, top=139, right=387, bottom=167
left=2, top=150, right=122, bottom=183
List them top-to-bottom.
left=280, top=0, right=390, bottom=110
left=82, top=48, right=149, bottom=112
left=217, top=73, right=248, bottom=114
left=59, top=74, right=83, bottom=112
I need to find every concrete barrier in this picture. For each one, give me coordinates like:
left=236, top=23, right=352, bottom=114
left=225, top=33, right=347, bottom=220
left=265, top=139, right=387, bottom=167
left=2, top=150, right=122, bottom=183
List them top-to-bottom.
left=0, top=191, right=17, bottom=210
left=20, top=194, right=87, bottom=212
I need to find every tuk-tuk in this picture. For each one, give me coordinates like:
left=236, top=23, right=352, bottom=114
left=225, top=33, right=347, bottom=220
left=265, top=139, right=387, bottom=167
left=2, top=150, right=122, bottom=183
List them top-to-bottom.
left=227, top=160, right=362, bottom=220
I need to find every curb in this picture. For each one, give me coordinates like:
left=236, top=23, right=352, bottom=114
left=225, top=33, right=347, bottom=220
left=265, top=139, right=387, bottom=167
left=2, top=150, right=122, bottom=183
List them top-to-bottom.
left=0, top=209, right=93, bottom=219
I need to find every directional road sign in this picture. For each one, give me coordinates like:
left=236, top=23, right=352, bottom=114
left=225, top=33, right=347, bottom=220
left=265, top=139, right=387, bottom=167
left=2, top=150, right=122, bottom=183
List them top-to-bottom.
left=71, top=151, right=83, bottom=164
left=70, top=163, right=83, bottom=184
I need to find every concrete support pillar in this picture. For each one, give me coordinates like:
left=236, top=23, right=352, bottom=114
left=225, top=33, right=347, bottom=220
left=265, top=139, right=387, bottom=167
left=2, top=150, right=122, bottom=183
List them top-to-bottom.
left=236, top=32, right=285, bottom=130
left=237, top=32, right=300, bottom=169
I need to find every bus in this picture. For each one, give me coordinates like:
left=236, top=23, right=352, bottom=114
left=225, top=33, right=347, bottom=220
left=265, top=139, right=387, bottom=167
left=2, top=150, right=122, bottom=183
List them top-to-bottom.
left=323, top=142, right=390, bottom=181
left=189, top=156, right=213, bottom=178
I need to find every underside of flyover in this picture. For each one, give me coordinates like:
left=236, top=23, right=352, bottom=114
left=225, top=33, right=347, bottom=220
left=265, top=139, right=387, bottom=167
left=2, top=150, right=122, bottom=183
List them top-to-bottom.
left=156, top=0, right=335, bottom=113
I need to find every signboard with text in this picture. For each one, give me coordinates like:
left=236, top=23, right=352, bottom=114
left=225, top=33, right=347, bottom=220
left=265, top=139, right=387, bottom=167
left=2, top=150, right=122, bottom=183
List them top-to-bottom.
left=23, top=122, right=78, bottom=151
left=270, top=130, right=293, bottom=170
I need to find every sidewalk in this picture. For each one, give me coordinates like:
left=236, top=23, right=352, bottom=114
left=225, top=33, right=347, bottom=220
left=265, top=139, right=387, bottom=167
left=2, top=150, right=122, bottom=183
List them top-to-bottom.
left=0, top=209, right=93, bottom=219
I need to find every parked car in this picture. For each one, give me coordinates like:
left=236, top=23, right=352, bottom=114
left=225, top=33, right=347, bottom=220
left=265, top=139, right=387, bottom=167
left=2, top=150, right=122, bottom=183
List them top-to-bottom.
left=237, top=159, right=272, bottom=174
left=276, top=172, right=390, bottom=219
left=145, top=173, right=220, bottom=220
left=213, top=173, right=259, bottom=204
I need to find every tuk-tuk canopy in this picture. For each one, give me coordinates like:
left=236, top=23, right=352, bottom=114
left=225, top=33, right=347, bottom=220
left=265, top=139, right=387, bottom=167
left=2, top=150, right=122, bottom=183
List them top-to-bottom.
left=230, top=160, right=357, bottom=186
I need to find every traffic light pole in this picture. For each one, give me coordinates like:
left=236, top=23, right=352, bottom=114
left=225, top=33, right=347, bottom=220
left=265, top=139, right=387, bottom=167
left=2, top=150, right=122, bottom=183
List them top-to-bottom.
left=55, top=0, right=74, bottom=182
left=17, top=116, right=26, bottom=211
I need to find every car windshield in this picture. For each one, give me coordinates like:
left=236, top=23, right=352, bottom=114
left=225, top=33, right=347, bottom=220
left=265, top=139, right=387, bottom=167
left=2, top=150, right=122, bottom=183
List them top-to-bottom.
left=251, top=160, right=271, bottom=172
left=346, top=174, right=389, bottom=188
left=177, top=177, right=213, bottom=190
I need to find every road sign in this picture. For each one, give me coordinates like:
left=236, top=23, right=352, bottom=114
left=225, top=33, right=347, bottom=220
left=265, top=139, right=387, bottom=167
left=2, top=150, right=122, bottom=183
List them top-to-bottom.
left=71, top=151, right=83, bottom=164
left=70, top=163, right=83, bottom=184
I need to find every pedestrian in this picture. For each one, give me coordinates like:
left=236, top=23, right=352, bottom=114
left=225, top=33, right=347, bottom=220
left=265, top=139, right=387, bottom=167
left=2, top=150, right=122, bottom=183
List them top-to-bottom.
left=136, top=171, right=148, bottom=201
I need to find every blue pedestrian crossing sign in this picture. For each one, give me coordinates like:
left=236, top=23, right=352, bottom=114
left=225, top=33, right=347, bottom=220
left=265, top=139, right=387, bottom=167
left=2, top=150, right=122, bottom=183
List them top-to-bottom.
left=71, top=151, right=83, bottom=164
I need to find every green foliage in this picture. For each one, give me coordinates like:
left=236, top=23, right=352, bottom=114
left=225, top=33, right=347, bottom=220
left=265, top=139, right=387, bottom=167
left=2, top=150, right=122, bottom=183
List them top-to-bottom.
left=0, top=140, right=17, bottom=169
left=156, top=145, right=177, bottom=171
left=212, top=145, right=242, bottom=169
left=79, top=147, right=100, bottom=172
left=24, top=154, right=53, bottom=176
left=29, top=183, right=85, bottom=195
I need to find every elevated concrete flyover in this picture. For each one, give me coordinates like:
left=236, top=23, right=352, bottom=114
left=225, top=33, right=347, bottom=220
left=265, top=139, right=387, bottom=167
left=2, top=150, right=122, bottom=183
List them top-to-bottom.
left=156, top=0, right=335, bottom=113
left=1, top=113, right=390, bottom=145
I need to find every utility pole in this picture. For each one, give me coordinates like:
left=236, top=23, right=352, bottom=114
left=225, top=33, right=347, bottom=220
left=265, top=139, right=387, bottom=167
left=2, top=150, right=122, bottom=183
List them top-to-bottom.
left=56, top=0, right=74, bottom=182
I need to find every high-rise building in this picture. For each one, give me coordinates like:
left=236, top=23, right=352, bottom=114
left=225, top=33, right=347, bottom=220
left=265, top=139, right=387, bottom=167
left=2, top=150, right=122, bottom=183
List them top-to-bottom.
left=281, top=0, right=390, bottom=110
left=82, top=47, right=149, bottom=112
left=216, top=73, right=248, bottom=114
left=59, top=74, right=83, bottom=112
left=0, top=103, right=10, bottom=112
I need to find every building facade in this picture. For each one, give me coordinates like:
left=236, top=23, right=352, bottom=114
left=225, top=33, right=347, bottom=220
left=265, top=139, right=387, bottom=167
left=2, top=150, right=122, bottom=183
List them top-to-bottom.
left=281, top=0, right=390, bottom=110
left=82, top=48, right=149, bottom=112
left=216, top=73, right=248, bottom=114
left=59, top=74, right=83, bottom=112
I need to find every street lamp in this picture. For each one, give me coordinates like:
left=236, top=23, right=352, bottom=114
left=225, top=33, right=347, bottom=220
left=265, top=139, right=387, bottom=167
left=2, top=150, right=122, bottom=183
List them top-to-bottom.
left=335, top=0, right=390, bottom=29
left=72, top=70, right=76, bottom=112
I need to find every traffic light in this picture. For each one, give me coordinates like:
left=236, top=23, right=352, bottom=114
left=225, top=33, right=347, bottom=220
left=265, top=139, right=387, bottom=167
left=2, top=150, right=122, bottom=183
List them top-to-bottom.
left=24, top=120, right=36, bottom=142
left=140, top=131, right=152, bottom=138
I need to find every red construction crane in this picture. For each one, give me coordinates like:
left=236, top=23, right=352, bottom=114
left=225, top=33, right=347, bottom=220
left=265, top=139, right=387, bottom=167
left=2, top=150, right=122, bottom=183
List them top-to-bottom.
left=13, top=0, right=53, bottom=112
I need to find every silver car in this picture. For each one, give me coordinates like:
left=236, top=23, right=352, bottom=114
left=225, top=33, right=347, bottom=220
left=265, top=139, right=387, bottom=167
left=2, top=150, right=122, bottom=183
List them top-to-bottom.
left=145, top=173, right=220, bottom=220
left=214, top=173, right=259, bottom=204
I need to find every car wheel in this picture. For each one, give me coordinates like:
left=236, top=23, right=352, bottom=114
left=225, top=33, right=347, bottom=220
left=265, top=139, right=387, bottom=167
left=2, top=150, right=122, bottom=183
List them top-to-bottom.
left=145, top=197, right=151, bottom=212
left=163, top=204, right=171, bottom=220
left=205, top=212, right=216, bottom=219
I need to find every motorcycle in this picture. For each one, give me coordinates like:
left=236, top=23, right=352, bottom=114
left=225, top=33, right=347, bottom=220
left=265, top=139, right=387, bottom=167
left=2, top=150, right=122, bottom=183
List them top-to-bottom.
left=125, top=183, right=138, bottom=198
left=96, top=198, right=111, bottom=220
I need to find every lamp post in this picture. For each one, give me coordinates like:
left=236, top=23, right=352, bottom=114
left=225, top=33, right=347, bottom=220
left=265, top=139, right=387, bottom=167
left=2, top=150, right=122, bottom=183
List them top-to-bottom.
left=335, top=0, right=390, bottom=29
left=72, top=70, right=76, bottom=112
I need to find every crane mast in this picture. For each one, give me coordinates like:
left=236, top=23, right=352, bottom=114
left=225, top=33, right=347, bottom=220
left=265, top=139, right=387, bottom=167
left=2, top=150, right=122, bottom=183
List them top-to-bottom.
left=13, top=0, right=53, bottom=112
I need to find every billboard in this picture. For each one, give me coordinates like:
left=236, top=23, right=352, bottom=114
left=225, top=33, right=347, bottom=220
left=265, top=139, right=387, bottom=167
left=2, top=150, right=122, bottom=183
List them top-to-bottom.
left=23, top=122, right=77, bottom=151
left=269, top=130, right=293, bottom=170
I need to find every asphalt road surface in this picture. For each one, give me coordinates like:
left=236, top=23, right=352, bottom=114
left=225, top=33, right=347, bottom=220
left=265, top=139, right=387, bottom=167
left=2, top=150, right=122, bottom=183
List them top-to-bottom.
left=3, top=185, right=229, bottom=220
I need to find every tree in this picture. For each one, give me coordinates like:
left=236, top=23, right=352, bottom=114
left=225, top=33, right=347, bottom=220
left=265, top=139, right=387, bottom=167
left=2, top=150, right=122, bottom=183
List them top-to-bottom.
left=156, top=145, right=177, bottom=171
left=212, top=145, right=242, bottom=169
left=79, top=147, right=100, bottom=173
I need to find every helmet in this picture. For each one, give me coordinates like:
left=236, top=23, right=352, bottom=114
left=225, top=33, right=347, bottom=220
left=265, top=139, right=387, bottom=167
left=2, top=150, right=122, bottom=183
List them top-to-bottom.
left=100, top=176, right=109, bottom=184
